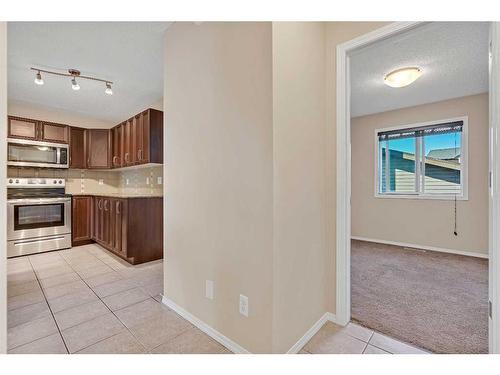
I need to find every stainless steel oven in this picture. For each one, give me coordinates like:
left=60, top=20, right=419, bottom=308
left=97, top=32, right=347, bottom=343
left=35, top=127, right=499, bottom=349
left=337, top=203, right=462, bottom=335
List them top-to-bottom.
left=7, top=138, right=69, bottom=168
left=7, top=178, right=72, bottom=257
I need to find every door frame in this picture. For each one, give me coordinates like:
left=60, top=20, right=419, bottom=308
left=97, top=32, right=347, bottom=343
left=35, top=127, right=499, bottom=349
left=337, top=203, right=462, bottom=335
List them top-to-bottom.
left=335, top=21, right=500, bottom=354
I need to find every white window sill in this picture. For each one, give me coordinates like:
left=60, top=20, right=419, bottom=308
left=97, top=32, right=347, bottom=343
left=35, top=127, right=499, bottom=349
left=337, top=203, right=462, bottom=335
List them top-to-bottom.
left=374, top=193, right=468, bottom=201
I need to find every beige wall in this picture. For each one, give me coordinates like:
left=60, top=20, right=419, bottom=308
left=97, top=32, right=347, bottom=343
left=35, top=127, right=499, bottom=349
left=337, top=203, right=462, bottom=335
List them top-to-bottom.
left=0, top=21, right=7, bottom=354
left=163, top=21, right=391, bottom=353
left=325, top=21, right=390, bottom=314
left=164, top=22, right=274, bottom=353
left=271, top=22, right=327, bottom=353
left=351, top=94, right=489, bottom=255
left=8, top=100, right=115, bottom=129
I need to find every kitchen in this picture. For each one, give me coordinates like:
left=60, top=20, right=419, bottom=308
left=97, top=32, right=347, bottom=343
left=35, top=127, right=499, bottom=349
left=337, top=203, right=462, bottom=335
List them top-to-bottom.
left=5, top=22, right=176, bottom=354
left=7, top=108, right=164, bottom=263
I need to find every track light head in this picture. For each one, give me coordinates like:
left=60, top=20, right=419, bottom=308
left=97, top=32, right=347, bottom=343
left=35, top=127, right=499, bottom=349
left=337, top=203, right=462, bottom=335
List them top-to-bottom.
left=34, top=71, right=44, bottom=85
left=71, top=77, right=80, bottom=91
left=105, top=82, right=113, bottom=95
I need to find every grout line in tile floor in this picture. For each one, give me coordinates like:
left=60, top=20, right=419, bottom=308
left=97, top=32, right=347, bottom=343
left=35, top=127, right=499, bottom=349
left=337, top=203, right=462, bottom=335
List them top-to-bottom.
left=41, top=246, right=190, bottom=354
left=8, top=248, right=216, bottom=354
left=10, top=248, right=146, bottom=353
left=58, top=252, right=145, bottom=353
left=26, top=255, right=70, bottom=354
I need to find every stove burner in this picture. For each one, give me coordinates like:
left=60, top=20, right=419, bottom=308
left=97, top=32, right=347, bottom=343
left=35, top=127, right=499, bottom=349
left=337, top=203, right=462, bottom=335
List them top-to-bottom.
left=6, top=178, right=69, bottom=200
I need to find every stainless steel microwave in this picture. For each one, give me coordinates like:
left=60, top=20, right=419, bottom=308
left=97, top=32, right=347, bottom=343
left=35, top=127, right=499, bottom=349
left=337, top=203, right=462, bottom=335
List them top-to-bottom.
left=7, top=138, right=69, bottom=168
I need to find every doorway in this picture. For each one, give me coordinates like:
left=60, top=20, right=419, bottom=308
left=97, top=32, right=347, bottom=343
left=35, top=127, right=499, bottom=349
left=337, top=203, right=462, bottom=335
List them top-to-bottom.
left=335, top=21, right=499, bottom=353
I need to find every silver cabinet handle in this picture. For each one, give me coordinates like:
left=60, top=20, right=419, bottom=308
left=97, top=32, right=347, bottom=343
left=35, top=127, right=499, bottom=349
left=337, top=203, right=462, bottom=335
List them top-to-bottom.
left=104, top=200, right=108, bottom=211
left=116, top=201, right=121, bottom=215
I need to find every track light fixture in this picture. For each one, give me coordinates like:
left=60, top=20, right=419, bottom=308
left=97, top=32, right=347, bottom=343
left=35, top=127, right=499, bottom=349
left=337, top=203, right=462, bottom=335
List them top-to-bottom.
left=31, top=67, right=113, bottom=95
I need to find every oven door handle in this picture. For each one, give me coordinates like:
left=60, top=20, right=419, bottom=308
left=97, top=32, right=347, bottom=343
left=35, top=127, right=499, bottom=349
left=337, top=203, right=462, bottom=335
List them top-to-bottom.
left=8, top=198, right=71, bottom=205
left=13, top=235, right=66, bottom=246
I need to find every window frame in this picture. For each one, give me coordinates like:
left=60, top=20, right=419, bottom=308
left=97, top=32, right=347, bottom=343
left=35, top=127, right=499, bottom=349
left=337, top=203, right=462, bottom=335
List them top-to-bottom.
left=374, top=116, right=468, bottom=200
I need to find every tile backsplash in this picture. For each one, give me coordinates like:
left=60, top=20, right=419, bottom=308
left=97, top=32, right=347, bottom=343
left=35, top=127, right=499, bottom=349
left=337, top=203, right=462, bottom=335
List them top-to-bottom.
left=7, top=165, right=164, bottom=196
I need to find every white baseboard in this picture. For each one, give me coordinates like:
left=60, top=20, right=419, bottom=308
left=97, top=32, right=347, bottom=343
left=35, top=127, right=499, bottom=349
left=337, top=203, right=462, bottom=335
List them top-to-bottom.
left=351, top=236, right=488, bottom=259
left=161, top=295, right=250, bottom=354
left=286, top=312, right=338, bottom=354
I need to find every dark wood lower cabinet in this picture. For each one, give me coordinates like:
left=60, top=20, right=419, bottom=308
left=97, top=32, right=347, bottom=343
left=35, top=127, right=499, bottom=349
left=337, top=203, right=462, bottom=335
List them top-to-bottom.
left=79, top=195, right=162, bottom=264
left=72, top=196, right=93, bottom=246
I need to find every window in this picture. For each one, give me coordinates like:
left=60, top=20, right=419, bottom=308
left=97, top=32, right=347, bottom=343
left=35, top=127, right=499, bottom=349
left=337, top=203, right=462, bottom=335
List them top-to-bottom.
left=376, top=117, right=467, bottom=199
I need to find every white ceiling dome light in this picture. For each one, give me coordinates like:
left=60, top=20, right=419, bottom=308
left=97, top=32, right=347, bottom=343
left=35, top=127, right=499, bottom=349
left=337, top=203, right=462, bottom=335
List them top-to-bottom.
left=384, top=67, right=422, bottom=88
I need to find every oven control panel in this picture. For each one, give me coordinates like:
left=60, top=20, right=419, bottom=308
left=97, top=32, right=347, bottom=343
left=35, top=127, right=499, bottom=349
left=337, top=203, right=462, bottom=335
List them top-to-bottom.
left=7, top=178, right=66, bottom=188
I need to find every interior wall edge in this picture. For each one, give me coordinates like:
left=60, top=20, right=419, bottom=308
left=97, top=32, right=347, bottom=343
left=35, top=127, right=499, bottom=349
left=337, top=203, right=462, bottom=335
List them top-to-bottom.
left=0, top=21, right=7, bottom=354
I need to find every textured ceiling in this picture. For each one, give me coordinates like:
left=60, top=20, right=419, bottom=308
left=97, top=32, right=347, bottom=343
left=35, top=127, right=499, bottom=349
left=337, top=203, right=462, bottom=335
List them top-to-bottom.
left=8, top=22, right=171, bottom=123
left=350, top=22, right=489, bottom=118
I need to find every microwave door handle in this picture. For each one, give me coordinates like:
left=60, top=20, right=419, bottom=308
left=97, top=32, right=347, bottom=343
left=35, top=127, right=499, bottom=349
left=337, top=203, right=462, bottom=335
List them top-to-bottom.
left=56, top=147, right=61, bottom=164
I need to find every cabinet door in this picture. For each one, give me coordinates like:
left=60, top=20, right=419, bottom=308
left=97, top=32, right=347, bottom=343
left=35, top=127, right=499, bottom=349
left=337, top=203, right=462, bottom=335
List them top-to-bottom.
left=140, top=110, right=150, bottom=164
left=134, top=114, right=143, bottom=164
left=8, top=117, right=39, bottom=140
left=130, top=118, right=138, bottom=165
left=123, top=119, right=133, bottom=166
left=40, top=122, right=69, bottom=143
left=111, top=125, right=123, bottom=168
left=69, top=127, right=86, bottom=169
left=87, top=129, right=110, bottom=169
left=72, top=196, right=92, bottom=245
left=93, top=197, right=101, bottom=241
left=102, top=198, right=111, bottom=247
left=112, top=199, right=123, bottom=253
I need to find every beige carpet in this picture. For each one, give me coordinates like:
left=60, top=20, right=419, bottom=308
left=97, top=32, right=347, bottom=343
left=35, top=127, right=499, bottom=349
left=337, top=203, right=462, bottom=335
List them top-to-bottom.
left=351, top=239, right=488, bottom=354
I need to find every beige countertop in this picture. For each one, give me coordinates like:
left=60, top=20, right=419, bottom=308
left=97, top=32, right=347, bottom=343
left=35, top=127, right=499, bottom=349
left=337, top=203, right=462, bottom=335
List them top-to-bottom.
left=70, top=193, right=163, bottom=198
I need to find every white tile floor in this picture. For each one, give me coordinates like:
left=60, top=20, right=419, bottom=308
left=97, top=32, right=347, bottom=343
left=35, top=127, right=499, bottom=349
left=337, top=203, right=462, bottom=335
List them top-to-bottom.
left=7, top=243, right=428, bottom=354
left=7, top=244, right=228, bottom=354
left=301, top=321, right=429, bottom=354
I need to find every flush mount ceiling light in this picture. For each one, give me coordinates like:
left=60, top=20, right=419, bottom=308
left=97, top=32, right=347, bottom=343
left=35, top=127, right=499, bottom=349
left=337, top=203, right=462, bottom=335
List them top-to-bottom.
left=30, top=67, right=113, bottom=95
left=383, top=67, right=422, bottom=88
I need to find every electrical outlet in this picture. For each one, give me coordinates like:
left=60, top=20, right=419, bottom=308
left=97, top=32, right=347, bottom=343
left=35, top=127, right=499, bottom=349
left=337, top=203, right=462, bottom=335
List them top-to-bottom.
left=157, top=176, right=163, bottom=185
left=146, top=177, right=150, bottom=185
left=126, top=178, right=130, bottom=185
left=98, top=179, right=104, bottom=185
left=205, top=280, right=214, bottom=300
left=239, top=294, right=249, bottom=317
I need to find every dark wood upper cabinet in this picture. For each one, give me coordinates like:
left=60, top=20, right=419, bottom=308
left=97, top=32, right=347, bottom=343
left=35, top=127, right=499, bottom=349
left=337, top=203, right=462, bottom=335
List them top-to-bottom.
left=8, top=108, right=162, bottom=170
left=111, top=108, right=163, bottom=167
left=133, top=114, right=143, bottom=164
left=8, top=116, right=40, bottom=140
left=8, top=116, right=69, bottom=143
left=123, top=119, right=133, bottom=166
left=40, top=122, right=69, bottom=143
left=111, top=125, right=123, bottom=168
left=69, top=127, right=86, bottom=169
left=86, top=129, right=111, bottom=169
left=72, top=196, right=93, bottom=246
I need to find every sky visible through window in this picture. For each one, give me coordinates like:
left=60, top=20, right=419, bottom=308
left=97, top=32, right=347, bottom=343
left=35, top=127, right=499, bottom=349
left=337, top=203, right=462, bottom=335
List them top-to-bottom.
left=388, top=133, right=461, bottom=156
